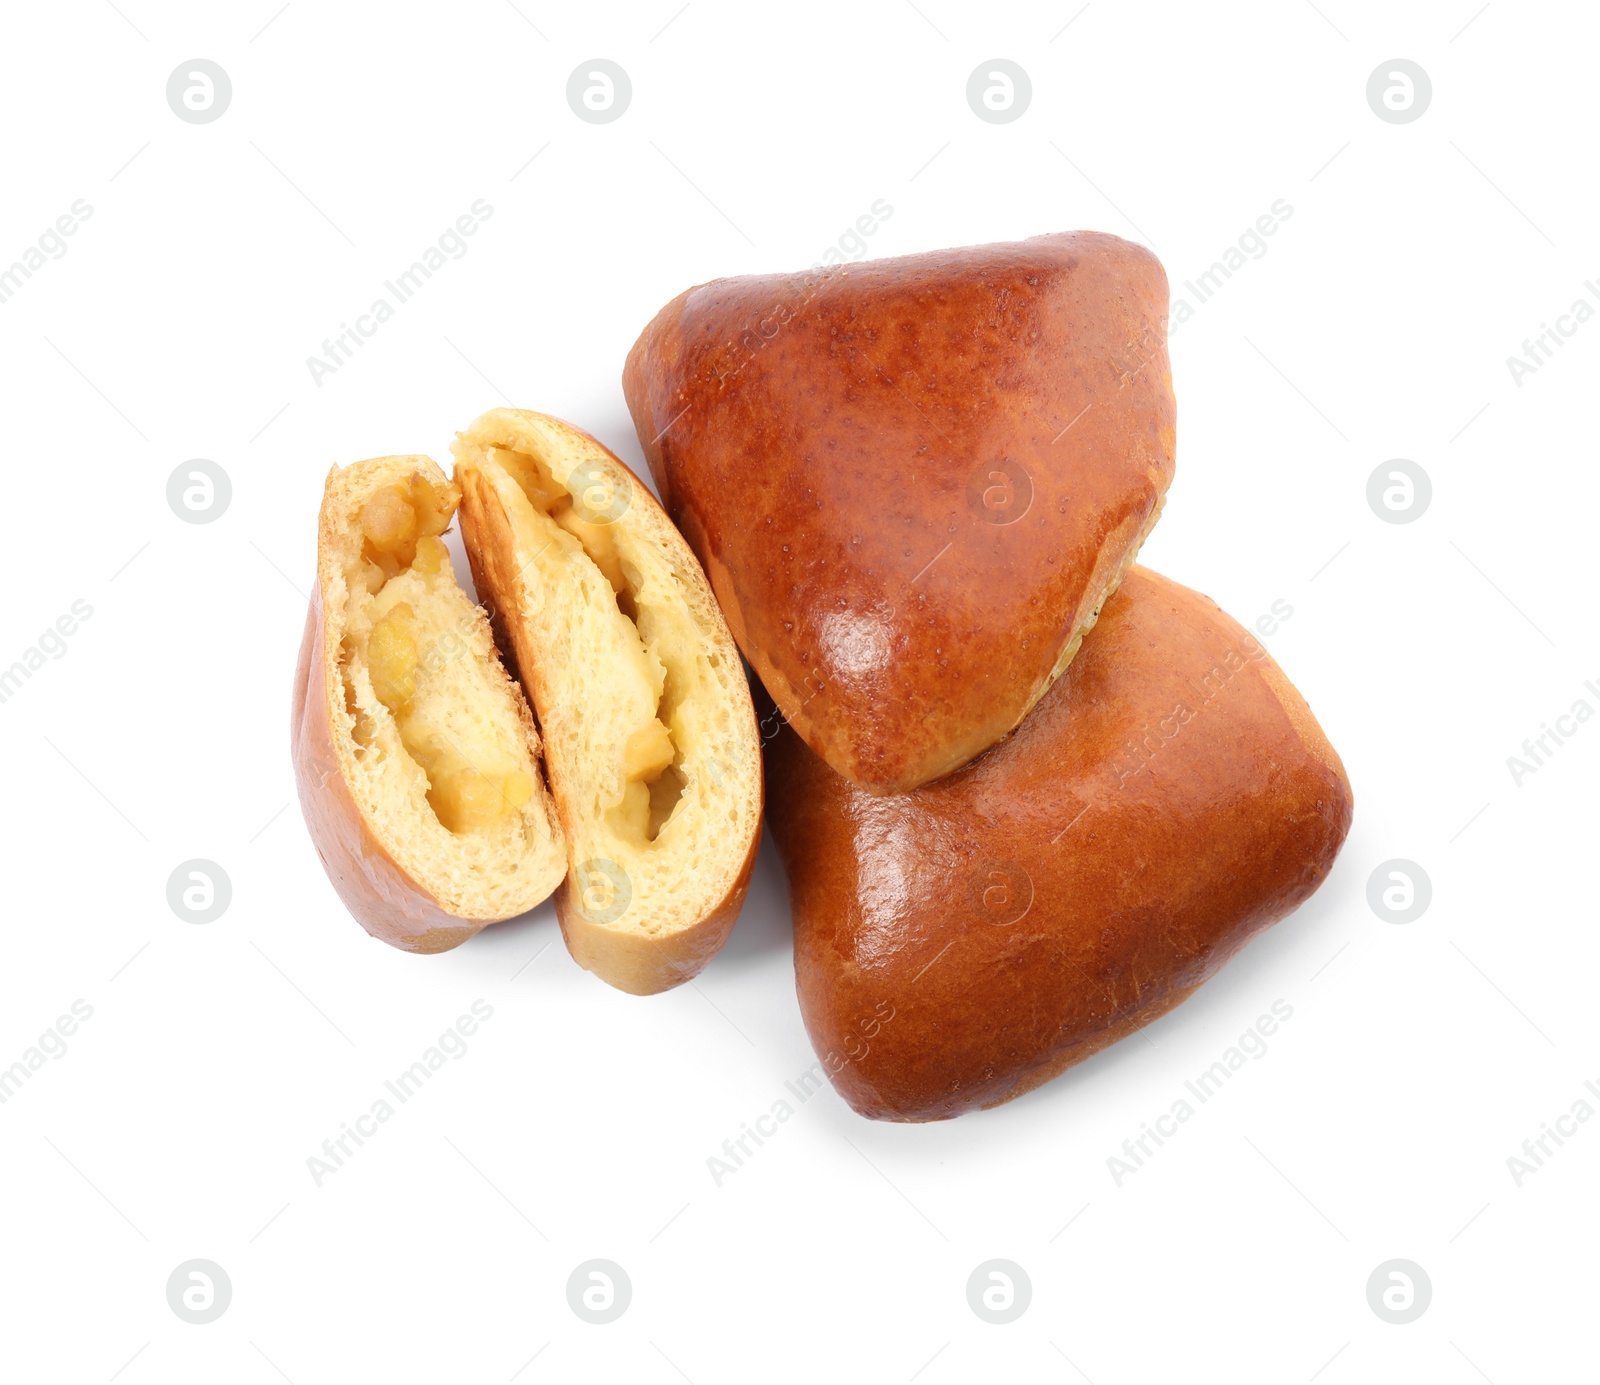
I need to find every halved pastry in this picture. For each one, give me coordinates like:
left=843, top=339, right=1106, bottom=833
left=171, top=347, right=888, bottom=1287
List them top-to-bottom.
left=452, top=409, right=763, bottom=996
left=292, top=455, right=566, bottom=952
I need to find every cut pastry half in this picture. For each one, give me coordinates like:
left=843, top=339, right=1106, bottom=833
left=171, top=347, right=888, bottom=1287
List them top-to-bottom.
left=452, top=408, right=763, bottom=996
left=292, top=455, right=567, bottom=952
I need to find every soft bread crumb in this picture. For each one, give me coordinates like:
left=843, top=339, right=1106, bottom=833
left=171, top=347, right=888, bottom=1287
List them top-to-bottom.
left=453, top=411, right=762, bottom=961
left=319, top=455, right=565, bottom=920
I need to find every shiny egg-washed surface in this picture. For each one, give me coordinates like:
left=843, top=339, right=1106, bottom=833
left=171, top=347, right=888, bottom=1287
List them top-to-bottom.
left=625, top=231, right=1177, bottom=795
left=765, top=567, right=1353, bottom=1121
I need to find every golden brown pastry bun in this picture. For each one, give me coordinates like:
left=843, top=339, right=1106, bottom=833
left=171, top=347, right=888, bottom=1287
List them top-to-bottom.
left=624, top=230, right=1177, bottom=796
left=452, top=409, right=763, bottom=996
left=292, top=455, right=566, bottom=952
left=766, top=566, right=1353, bottom=1121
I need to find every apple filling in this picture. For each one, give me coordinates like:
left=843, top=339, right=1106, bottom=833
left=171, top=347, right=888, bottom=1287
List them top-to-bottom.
left=486, top=447, right=687, bottom=845
left=343, top=477, right=536, bottom=836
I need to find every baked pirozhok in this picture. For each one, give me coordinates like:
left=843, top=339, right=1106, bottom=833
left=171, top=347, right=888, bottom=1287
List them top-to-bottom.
left=625, top=231, right=1177, bottom=795
left=766, top=567, right=1353, bottom=1121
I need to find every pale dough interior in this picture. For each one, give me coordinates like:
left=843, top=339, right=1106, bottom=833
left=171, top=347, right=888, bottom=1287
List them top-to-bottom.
left=456, top=418, right=760, bottom=941
left=330, top=463, right=563, bottom=917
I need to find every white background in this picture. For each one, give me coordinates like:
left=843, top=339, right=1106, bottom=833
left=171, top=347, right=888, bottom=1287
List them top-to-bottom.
left=1, top=1, right=1595, bottom=1380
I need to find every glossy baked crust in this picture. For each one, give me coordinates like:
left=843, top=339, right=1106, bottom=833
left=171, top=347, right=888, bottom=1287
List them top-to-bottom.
left=624, top=231, right=1177, bottom=795
left=765, top=567, right=1353, bottom=1121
